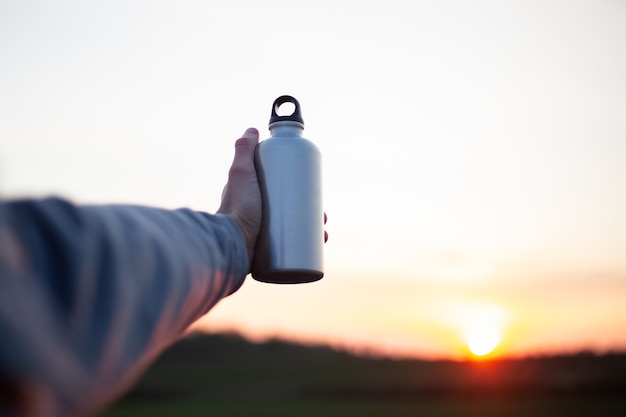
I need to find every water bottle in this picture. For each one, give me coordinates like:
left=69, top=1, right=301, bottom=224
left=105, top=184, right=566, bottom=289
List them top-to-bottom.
left=251, top=95, right=324, bottom=284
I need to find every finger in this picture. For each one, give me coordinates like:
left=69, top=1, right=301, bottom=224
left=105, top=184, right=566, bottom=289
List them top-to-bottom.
left=237, top=127, right=259, bottom=150
left=229, top=128, right=259, bottom=179
left=233, top=128, right=259, bottom=164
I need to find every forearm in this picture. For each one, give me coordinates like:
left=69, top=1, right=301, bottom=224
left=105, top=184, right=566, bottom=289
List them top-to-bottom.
left=0, top=198, right=249, bottom=416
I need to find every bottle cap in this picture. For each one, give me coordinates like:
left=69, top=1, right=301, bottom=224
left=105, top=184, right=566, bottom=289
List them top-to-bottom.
left=269, top=95, right=304, bottom=126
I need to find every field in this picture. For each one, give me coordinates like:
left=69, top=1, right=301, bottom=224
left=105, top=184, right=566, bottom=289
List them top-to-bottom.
left=101, top=333, right=626, bottom=417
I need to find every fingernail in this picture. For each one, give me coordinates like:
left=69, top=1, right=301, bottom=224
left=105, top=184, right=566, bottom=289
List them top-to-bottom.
left=244, top=127, right=259, bottom=137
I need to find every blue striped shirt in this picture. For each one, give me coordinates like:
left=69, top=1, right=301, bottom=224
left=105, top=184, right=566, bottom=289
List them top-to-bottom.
left=0, top=197, right=248, bottom=417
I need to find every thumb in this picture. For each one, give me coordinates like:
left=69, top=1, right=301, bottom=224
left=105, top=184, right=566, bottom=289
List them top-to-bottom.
left=218, top=128, right=263, bottom=266
left=221, top=128, right=260, bottom=207
left=231, top=128, right=259, bottom=173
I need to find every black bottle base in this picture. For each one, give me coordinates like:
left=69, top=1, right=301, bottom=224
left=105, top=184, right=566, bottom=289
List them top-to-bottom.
left=251, top=269, right=324, bottom=284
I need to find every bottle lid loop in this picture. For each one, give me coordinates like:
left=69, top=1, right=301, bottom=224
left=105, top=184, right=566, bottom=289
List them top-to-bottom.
left=269, top=95, right=304, bottom=126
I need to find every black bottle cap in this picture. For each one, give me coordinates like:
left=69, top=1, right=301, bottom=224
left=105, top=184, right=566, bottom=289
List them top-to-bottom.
left=269, top=95, right=304, bottom=126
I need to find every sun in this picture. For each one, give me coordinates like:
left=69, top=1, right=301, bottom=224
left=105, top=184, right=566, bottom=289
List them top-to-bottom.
left=466, top=326, right=500, bottom=357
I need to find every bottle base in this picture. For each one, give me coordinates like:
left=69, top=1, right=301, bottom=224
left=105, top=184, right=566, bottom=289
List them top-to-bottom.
left=252, top=269, right=324, bottom=284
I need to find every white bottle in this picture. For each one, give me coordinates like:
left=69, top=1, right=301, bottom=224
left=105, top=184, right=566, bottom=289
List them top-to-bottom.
left=251, top=95, right=324, bottom=284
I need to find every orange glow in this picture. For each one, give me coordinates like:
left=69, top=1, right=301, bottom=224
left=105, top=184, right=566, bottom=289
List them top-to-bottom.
left=425, top=298, right=509, bottom=359
left=467, top=326, right=500, bottom=357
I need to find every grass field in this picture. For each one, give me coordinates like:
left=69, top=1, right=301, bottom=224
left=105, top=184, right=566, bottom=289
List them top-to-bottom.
left=99, top=333, right=626, bottom=417
left=104, top=397, right=626, bottom=417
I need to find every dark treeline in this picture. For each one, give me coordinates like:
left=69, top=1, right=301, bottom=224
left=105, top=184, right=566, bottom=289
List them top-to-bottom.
left=121, top=332, right=626, bottom=402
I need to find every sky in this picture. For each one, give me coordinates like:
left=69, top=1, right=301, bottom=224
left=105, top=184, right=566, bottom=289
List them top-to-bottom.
left=1, top=0, right=625, bottom=360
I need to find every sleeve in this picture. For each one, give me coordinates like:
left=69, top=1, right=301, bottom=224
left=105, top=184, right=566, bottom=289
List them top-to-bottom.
left=0, top=197, right=249, bottom=417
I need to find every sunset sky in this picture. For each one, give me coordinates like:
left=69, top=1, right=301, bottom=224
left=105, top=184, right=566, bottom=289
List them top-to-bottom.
left=1, top=0, right=625, bottom=360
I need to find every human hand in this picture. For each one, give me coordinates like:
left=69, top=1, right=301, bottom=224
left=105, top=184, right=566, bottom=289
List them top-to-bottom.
left=218, top=127, right=329, bottom=270
left=218, top=128, right=262, bottom=266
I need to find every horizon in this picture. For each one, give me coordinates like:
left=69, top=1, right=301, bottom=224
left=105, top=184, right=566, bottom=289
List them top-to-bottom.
left=2, top=1, right=625, bottom=361
left=186, top=327, right=626, bottom=362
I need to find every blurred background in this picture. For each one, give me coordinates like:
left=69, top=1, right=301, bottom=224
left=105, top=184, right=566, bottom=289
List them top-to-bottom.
left=1, top=0, right=625, bottom=415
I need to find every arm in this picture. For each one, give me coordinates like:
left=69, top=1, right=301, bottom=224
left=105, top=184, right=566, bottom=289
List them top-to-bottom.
left=0, top=129, right=261, bottom=417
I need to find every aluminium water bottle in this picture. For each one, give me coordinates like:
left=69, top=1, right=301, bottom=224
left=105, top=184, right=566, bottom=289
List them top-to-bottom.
left=251, top=95, right=324, bottom=284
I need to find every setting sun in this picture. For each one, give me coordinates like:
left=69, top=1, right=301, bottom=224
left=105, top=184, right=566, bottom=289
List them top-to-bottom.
left=467, top=327, right=501, bottom=357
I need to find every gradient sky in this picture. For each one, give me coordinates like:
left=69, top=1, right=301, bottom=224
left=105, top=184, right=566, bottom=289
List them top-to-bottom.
left=1, top=0, right=625, bottom=359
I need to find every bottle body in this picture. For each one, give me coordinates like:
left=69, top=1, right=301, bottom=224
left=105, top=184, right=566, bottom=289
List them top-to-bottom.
left=252, top=120, right=324, bottom=284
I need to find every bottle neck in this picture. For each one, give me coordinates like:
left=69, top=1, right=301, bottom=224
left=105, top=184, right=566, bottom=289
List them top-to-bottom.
left=269, top=121, right=304, bottom=137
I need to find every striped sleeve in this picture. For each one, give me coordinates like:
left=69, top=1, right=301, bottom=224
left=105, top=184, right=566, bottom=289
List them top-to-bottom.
left=0, top=197, right=249, bottom=417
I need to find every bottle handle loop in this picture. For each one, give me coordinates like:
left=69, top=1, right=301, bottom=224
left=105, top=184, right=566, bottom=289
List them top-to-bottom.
left=269, top=95, right=304, bottom=125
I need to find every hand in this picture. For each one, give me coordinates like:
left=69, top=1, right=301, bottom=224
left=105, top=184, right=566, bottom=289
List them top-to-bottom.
left=218, top=127, right=329, bottom=269
left=218, top=128, right=262, bottom=266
